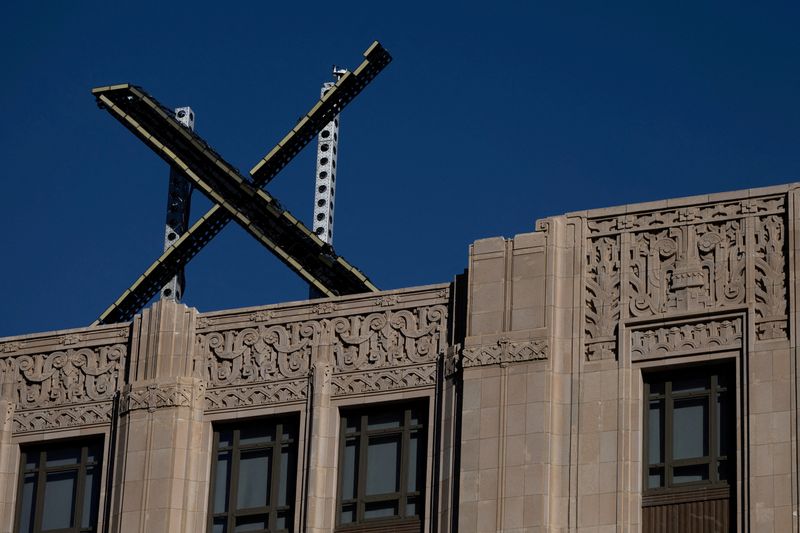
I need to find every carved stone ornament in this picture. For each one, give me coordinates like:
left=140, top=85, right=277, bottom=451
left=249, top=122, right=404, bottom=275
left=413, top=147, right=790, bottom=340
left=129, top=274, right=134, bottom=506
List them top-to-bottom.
left=585, top=195, right=788, bottom=360
left=754, top=214, right=788, bottom=340
left=585, top=236, right=620, bottom=361
left=375, top=295, right=400, bottom=307
left=197, top=302, right=448, bottom=404
left=313, top=302, right=337, bottom=315
left=330, top=305, right=447, bottom=373
left=250, top=310, right=276, bottom=322
left=631, top=318, right=742, bottom=361
left=199, top=322, right=319, bottom=388
left=0, top=335, right=127, bottom=432
left=461, top=337, right=548, bottom=368
left=0, top=342, right=22, bottom=353
left=2, top=344, right=127, bottom=410
left=331, top=365, right=437, bottom=396
left=205, top=380, right=307, bottom=411
left=120, top=381, right=203, bottom=413
left=14, top=402, right=114, bottom=433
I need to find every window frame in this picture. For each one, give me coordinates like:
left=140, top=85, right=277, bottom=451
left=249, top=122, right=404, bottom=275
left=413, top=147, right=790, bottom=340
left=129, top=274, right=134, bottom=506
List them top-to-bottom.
left=642, top=362, right=735, bottom=497
left=335, top=401, right=427, bottom=532
left=206, top=415, right=299, bottom=533
left=14, top=437, right=104, bottom=533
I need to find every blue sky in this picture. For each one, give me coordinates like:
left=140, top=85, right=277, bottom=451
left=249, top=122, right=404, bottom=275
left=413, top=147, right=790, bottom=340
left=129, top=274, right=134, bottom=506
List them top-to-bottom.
left=1, top=2, right=799, bottom=336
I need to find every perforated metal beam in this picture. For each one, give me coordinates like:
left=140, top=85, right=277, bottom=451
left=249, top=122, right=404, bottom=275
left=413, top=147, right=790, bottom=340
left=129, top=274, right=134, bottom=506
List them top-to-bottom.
left=93, top=42, right=390, bottom=325
left=161, top=106, right=195, bottom=301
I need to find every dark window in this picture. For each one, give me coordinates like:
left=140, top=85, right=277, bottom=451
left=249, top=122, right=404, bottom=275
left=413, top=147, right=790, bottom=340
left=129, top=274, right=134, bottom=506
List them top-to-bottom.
left=644, top=365, right=734, bottom=492
left=337, top=402, right=426, bottom=533
left=207, top=416, right=298, bottom=533
left=15, top=439, right=103, bottom=533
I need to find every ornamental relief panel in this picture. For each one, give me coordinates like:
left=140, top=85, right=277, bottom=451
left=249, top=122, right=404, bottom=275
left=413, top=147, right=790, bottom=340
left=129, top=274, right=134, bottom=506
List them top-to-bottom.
left=584, top=195, right=788, bottom=361
left=755, top=214, right=788, bottom=339
left=628, top=220, right=746, bottom=316
left=585, top=235, right=621, bottom=362
left=196, top=302, right=449, bottom=403
left=330, top=305, right=447, bottom=373
left=631, top=318, right=742, bottom=361
left=199, top=322, right=319, bottom=387
left=461, top=338, right=548, bottom=368
left=0, top=344, right=127, bottom=410
left=331, top=365, right=437, bottom=396
left=205, top=380, right=307, bottom=411
left=120, top=381, right=204, bottom=414
left=14, top=402, right=114, bottom=434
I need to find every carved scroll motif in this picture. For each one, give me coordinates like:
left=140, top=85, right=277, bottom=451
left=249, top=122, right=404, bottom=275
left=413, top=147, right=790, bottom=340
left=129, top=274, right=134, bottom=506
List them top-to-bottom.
left=754, top=214, right=788, bottom=340
left=585, top=236, right=621, bottom=361
left=198, top=301, right=449, bottom=405
left=330, top=305, right=447, bottom=372
left=631, top=318, right=742, bottom=360
left=199, top=322, right=319, bottom=387
left=0, top=340, right=127, bottom=433
left=9, top=344, right=127, bottom=410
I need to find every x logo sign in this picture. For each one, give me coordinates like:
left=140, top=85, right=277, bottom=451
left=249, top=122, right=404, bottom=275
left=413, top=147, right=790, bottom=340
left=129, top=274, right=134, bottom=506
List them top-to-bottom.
left=91, top=42, right=391, bottom=325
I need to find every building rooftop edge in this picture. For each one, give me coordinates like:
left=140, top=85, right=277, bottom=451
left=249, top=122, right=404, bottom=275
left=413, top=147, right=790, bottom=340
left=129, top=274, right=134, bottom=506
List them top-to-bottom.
left=559, top=181, right=800, bottom=220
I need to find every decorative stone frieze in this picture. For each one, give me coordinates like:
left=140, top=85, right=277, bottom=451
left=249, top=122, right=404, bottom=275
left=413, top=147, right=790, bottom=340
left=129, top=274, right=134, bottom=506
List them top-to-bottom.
left=584, top=195, right=788, bottom=360
left=196, top=289, right=450, bottom=405
left=375, top=295, right=400, bottom=307
left=313, top=302, right=337, bottom=315
left=330, top=305, right=447, bottom=372
left=250, top=310, right=275, bottom=322
left=631, top=318, right=743, bottom=361
left=199, top=323, right=318, bottom=388
left=0, top=325, right=129, bottom=433
left=461, top=338, right=548, bottom=368
left=0, top=341, right=22, bottom=353
left=8, top=345, right=127, bottom=410
left=331, top=365, right=437, bottom=396
left=205, top=380, right=307, bottom=411
left=120, top=381, right=204, bottom=414
left=14, top=402, right=114, bottom=433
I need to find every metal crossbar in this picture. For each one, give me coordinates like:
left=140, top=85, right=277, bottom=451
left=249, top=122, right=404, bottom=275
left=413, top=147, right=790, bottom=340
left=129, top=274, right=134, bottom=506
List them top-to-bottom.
left=92, top=42, right=390, bottom=325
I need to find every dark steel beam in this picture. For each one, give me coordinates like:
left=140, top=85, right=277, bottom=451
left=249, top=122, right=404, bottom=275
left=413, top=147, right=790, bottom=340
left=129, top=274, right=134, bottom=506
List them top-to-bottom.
left=92, top=42, right=390, bottom=325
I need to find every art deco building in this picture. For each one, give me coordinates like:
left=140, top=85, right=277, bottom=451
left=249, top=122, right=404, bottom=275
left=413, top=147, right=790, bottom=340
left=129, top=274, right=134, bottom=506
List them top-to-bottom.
left=0, top=183, right=795, bottom=532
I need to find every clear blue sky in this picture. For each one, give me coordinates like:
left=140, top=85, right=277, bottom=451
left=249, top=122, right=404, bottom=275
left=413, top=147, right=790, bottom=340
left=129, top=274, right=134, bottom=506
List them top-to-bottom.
left=2, top=2, right=799, bottom=337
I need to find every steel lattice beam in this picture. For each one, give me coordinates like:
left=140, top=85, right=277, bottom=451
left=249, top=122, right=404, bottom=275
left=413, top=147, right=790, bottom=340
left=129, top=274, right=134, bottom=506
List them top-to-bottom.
left=92, top=42, right=390, bottom=325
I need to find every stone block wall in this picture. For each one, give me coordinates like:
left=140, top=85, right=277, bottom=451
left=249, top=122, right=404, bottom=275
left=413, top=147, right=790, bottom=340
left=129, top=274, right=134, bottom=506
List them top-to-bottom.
left=455, top=183, right=800, bottom=532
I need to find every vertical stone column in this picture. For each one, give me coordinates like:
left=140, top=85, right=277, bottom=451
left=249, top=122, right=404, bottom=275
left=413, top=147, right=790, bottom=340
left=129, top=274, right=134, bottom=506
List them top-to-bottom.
left=459, top=228, right=558, bottom=532
left=109, top=299, right=210, bottom=533
left=437, top=352, right=461, bottom=532
left=303, top=359, right=337, bottom=533
left=0, top=396, right=16, bottom=533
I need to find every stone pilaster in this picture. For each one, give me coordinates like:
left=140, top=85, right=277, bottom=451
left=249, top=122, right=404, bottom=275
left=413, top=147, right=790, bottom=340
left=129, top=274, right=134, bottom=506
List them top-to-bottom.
left=459, top=229, right=556, bottom=532
left=109, top=299, right=210, bottom=533
left=303, top=360, right=337, bottom=532
left=0, top=398, right=16, bottom=533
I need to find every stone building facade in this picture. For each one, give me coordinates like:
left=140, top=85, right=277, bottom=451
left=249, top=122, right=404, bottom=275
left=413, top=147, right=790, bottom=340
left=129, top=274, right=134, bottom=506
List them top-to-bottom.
left=0, top=183, right=797, bottom=532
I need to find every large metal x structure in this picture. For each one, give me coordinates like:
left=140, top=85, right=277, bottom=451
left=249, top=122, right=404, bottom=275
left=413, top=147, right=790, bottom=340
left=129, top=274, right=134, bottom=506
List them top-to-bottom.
left=92, top=42, right=390, bottom=325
